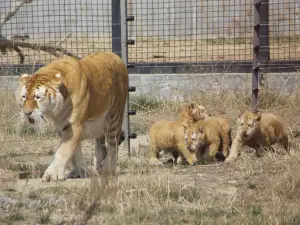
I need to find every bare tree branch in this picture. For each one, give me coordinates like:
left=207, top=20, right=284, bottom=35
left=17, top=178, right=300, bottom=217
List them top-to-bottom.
left=0, top=0, right=32, bottom=29
left=0, top=0, right=79, bottom=63
left=55, top=33, right=72, bottom=47
left=0, top=36, right=79, bottom=63
left=13, top=40, right=79, bottom=59
left=12, top=45, right=25, bottom=63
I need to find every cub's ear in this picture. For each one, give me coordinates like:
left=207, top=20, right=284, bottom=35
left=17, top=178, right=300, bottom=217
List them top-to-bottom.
left=19, top=73, right=29, bottom=84
left=188, top=102, right=196, bottom=110
left=238, top=110, right=245, bottom=119
left=254, top=111, right=261, bottom=121
left=183, top=124, right=188, bottom=132
left=198, top=126, right=204, bottom=133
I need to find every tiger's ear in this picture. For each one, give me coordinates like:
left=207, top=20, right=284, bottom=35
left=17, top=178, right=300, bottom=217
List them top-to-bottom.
left=19, top=73, right=29, bottom=84
left=53, top=73, right=63, bottom=87
left=55, top=73, right=62, bottom=79
left=188, top=102, right=196, bottom=110
left=188, top=102, right=198, bottom=115
left=238, top=111, right=244, bottom=119
left=254, top=111, right=261, bottom=121
left=183, top=124, right=188, bottom=133
left=198, top=126, right=204, bottom=133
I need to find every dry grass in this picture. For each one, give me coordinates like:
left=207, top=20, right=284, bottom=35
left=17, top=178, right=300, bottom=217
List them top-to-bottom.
left=2, top=37, right=300, bottom=66
left=1, top=87, right=300, bottom=224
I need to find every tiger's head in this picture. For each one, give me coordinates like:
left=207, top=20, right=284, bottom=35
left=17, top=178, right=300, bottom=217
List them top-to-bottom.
left=16, top=73, right=65, bottom=128
left=184, top=103, right=209, bottom=122
left=238, top=111, right=261, bottom=140
left=184, top=123, right=206, bottom=153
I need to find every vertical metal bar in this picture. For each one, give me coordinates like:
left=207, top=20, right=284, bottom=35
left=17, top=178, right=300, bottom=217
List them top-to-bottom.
left=112, top=0, right=121, bottom=56
left=120, top=0, right=130, bottom=156
left=128, top=0, right=133, bottom=39
left=252, top=0, right=261, bottom=113
left=260, top=0, right=269, bottom=71
left=260, top=0, right=269, bottom=61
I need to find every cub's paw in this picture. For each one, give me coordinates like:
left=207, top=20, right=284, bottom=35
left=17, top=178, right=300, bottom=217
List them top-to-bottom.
left=149, top=157, right=163, bottom=166
left=186, top=157, right=198, bottom=166
left=42, top=165, right=65, bottom=182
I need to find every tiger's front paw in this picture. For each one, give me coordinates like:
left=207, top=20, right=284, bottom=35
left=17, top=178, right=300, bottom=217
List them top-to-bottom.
left=224, top=156, right=236, bottom=164
left=42, top=164, right=65, bottom=182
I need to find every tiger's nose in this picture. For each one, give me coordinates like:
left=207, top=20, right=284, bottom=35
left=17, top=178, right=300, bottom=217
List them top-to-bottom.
left=24, top=111, right=32, bottom=116
left=187, top=146, right=194, bottom=151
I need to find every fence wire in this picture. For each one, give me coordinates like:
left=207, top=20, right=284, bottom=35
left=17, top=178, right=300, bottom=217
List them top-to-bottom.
left=0, top=0, right=112, bottom=67
left=1, top=0, right=300, bottom=73
left=128, top=0, right=253, bottom=65
left=269, top=0, right=300, bottom=61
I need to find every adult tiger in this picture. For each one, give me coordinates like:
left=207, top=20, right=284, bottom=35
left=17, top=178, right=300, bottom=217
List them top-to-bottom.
left=16, top=52, right=128, bottom=182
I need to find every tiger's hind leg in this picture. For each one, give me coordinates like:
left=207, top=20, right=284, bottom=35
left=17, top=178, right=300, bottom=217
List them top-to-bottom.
left=101, top=114, right=123, bottom=178
left=100, top=133, right=120, bottom=187
left=94, top=136, right=107, bottom=174
left=67, top=144, right=88, bottom=179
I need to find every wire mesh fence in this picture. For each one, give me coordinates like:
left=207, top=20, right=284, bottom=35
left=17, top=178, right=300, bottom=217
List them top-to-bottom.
left=0, top=0, right=112, bottom=66
left=0, top=0, right=300, bottom=73
left=0, top=0, right=299, bottom=163
left=128, top=0, right=253, bottom=64
left=269, top=0, right=300, bottom=61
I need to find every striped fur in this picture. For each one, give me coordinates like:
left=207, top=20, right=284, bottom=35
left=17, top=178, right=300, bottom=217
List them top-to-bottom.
left=16, top=52, right=128, bottom=182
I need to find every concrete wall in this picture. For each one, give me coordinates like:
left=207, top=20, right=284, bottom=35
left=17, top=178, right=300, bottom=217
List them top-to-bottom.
left=1, top=0, right=299, bottom=39
left=2, top=73, right=299, bottom=101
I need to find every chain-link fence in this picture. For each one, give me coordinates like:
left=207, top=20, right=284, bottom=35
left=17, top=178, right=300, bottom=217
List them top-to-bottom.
left=0, top=0, right=112, bottom=72
left=0, top=0, right=300, bottom=157
left=1, top=0, right=300, bottom=74
left=127, top=0, right=254, bottom=73
left=128, top=0, right=253, bottom=62
left=269, top=0, right=300, bottom=61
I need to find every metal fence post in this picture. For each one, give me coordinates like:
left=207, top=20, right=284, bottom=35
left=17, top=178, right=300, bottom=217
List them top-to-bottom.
left=112, top=0, right=130, bottom=154
left=112, top=0, right=121, bottom=56
left=113, top=0, right=136, bottom=156
left=252, top=0, right=262, bottom=113
left=260, top=0, right=270, bottom=62
left=260, top=0, right=269, bottom=78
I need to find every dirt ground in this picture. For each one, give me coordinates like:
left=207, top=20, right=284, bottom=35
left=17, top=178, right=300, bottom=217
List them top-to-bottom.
left=1, top=37, right=300, bottom=66
left=1, top=89, right=300, bottom=225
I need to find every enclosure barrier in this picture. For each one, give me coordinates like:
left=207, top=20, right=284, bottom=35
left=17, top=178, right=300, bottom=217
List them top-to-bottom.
left=1, top=0, right=300, bottom=151
left=112, top=0, right=137, bottom=155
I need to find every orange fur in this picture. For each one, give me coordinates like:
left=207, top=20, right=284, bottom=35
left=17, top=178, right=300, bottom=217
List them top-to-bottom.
left=16, top=52, right=128, bottom=182
left=148, top=103, right=208, bottom=165
left=225, top=111, right=289, bottom=162
left=184, top=116, right=232, bottom=163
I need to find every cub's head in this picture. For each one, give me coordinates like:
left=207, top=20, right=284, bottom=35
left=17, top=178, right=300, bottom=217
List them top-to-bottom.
left=16, top=73, right=65, bottom=127
left=185, top=103, right=209, bottom=122
left=238, top=111, right=261, bottom=140
left=184, top=124, right=206, bottom=152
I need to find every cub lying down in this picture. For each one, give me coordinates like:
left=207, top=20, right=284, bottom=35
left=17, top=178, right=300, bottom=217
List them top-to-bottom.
left=148, top=103, right=208, bottom=165
left=225, top=111, right=289, bottom=162
left=184, top=116, right=232, bottom=162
